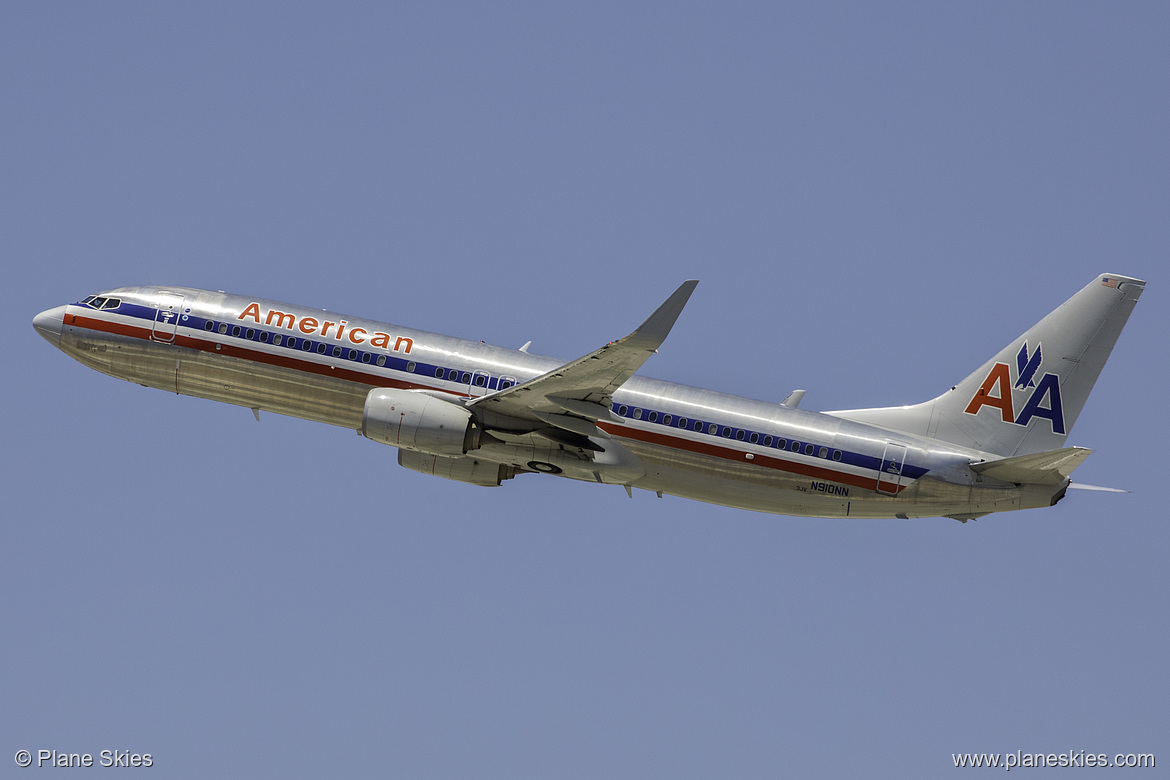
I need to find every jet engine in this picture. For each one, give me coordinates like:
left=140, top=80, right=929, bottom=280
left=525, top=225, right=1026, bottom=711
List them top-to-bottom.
left=362, top=388, right=488, bottom=456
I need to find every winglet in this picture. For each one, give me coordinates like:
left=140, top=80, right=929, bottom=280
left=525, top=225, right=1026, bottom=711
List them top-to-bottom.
left=624, top=280, right=699, bottom=351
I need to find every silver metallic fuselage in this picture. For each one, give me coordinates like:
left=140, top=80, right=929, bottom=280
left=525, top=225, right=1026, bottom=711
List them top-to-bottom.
left=38, top=286, right=1060, bottom=519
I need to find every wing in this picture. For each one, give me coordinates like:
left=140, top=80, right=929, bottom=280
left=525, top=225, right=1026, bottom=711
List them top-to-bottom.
left=468, top=280, right=699, bottom=437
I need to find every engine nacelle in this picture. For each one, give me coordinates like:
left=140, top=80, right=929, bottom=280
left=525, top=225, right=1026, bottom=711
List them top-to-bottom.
left=362, top=388, right=485, bottom=456
left=520, top=438, right=646, bottom=485
left=398, top=450, right=515, bottom=487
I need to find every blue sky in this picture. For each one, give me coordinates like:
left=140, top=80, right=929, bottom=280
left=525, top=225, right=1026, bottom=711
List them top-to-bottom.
left=3, top=3, right=1167, bottom=777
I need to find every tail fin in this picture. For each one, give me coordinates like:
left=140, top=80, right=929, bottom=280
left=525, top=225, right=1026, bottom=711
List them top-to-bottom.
left=827, top=274, right=1145, bottom=456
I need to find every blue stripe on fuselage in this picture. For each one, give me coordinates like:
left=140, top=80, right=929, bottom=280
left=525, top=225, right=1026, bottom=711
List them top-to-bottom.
left=77, top=298, right=929, bottom=486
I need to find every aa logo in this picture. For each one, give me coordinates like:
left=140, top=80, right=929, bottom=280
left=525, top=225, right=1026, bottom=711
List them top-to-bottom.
left=964, top=342, right=1066, bottom=434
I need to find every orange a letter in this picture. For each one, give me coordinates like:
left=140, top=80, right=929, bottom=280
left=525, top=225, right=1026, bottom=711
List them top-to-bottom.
left=963, top=363, right=1015, bottom=422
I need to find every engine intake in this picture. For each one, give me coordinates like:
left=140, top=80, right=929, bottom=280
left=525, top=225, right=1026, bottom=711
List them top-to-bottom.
left=362, top=388, right=485, bottom=456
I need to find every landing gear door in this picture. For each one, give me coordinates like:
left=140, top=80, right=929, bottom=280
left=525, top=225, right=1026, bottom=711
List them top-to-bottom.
left=152, top=292, right=185, bottom=343
left=877, top=442, right=907, bottom=495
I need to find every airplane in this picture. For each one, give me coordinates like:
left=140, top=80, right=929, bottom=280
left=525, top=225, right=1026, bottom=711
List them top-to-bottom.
left=33, top=273, right=1144, bottom=521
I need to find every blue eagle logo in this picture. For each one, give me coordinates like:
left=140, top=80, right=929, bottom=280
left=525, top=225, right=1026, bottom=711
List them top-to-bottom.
left=1015, top=341, right=1042, bottom=389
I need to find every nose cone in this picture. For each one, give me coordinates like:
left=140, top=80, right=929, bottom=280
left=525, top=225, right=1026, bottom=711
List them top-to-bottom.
left=33, top=305, right=67, bottom=348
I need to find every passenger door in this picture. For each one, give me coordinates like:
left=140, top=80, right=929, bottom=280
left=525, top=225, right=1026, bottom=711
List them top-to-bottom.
left=151, top=292, right=185, bottom=343
left=877, top=442, right=907, bottom=495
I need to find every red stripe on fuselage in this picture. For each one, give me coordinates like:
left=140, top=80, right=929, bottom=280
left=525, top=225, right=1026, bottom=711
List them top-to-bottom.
left=68, top=312, right=427, bottom=394
left=70, top=312, right=903, bottom=495
left=598, top=421, right=904, bottom=495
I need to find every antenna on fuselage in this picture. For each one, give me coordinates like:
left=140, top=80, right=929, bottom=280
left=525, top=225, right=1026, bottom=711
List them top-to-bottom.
left=781, top=389, right=806, bottom=408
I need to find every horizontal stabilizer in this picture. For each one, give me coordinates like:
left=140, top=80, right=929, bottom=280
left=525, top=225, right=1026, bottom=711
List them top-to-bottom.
left=970, top=446, right=1092, bottom=486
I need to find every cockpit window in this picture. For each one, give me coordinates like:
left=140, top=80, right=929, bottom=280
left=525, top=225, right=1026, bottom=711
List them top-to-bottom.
left=79, top=295, right=121, bottom=310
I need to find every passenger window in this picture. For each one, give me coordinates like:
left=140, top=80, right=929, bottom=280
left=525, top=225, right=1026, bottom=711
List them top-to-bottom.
left=204, top=321, right=214, bottom=331
left=218, top=323, right=228, bottom=334
left=231, top=325, right=241, bottom=337
left=246, top=328, right=255, bottom=340
left=260, top=332, right=269, bottom=343
left=302, top=340, right=312, bottom=351
left=317, top=344, right=327, bottom=354
left=331, top=345, right=341, bottom=357
left=361, top=353, right=371, bottom=364
left=376, top=356, right=386, bottom=367
left=406, top=362, right=416, bottom=372
left=435, top=368, right=444, bottom=378
left=461, top=372, right=471, bottom=383
left=499, top=379, right=513, bottom=390
left=618, top=405, right=628, bottom=416
left=633, top=409, right=642, bottom=420
left=648, top=411, right=658, bottom=422
left=663, top=415, right=672, bottom=425
left=677, top=418, right=687, bottom=428
left=693, top=421, right=703, bottom=431
left=708, top=423, right=718, bottom=434
left=721, top=427, right=731, bottom=438
left=736, top=430, right=746, bottom=441
left=749, top=432, right=758, bottom=443
left=763, top=435, right=773, bottom=446
left=777, top=438, right=786, bottom=449
left=790, top=441, right=800, bottom=452
left=804, top=444, right=814, bottom=455
left=818, top=447, right=828, bottom=458
left=833, top=450, right=843, bottom=461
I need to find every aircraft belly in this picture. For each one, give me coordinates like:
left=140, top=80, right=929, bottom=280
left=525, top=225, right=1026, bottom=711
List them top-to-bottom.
left=60, top=331, right=367, bottom=429
left=176, top=349, right=367, bottom=428
left=617, top=436, right=856, bottom=516
left=613, top=437, right=1058, bottom=519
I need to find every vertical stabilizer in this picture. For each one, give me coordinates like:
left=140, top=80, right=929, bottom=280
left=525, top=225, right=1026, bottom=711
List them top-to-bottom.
left=827, top=274, right=1145, bottom=456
